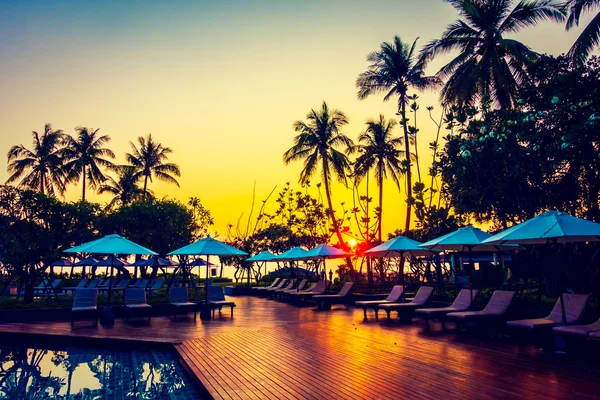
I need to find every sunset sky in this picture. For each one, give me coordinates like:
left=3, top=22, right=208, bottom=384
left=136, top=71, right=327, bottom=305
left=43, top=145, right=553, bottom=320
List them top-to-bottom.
left=0, top=0, right=591, bottom=240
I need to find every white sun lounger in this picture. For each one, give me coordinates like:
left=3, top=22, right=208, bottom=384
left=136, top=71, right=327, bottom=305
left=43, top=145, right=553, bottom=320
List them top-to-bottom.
left=355, top=285, right=405, bottom=319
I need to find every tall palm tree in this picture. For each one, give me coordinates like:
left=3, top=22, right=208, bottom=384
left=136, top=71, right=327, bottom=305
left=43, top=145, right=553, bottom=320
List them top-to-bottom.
left=420, top=0, right=564, bottom=108
left=566, top=0, right=600, bottom=63
left=356, top=36, right=439, bottom=233
left=283, top=101, right=354, bottom=245
left=352, top=115, right=404, bottom=242
left=6, top=123, right=67, bottom=196
left=63, top=127, right=116, bottom=202
left=125, top=134, right=181, bottom=199
left=98, top=166, right=148, bottom=209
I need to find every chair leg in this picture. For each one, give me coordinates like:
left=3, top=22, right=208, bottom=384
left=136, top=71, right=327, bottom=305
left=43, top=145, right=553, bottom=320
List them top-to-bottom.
left=363, top=308, right=367, bottom=319
left=375, top=309, right=379, bottom=320
left=386, top=310, right=391, bottom=320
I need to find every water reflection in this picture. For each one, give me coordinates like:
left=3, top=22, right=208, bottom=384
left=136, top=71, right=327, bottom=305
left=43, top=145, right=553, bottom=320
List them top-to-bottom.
left=0, top=344, right=201, bottom=399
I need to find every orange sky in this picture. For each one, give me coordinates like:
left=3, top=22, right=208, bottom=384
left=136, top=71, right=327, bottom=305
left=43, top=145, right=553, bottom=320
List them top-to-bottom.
left=0, top=1, right=592, bottom=239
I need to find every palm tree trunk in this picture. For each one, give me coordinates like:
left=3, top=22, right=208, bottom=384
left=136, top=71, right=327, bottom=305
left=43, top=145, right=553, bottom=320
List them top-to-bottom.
left=401, top=99, right=412, bottom=234
left=413, top=106, right=421, bottom=182
left=322, top=160, right=344, bottom=246
left=378, top=162, right=383, bottom=242
left=82, top=165, right=86, bottom=202
left=40, top=170, right=45, bottom=196
left=143, top=174, right=149, bottom=199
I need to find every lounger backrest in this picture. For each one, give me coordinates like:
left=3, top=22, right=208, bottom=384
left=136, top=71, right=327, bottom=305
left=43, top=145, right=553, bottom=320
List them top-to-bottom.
left=131, top=278, right=141, bottom=287
left=269, top=278, right=281, bottom=288
left=36, top=279, right=49, bottom=289
left=51, top=279, right=62, bottom=288
left=87, top=279, right=100, bottom=288
left=117, top=279, right=131, bottom=289
left=136, top=279, right=149, bottom=288
left=206, top=279, right=213, bottom=286
left=275, top=279, right=288, bottom=289
left=284, top=279, right=296, bottom=289
left=296, top=279, right=308, bottom=291
left=75, top=280, right=89, bottom=289
left=151, top=280, right=164, bottom=289
left=337, top=282, right=354, bottom=297
left=207, top=285, right=226, bottom=302
left=385, top=285, right=405, bottom=302
left=412, top=286, right=434, bottom=305
left=169, top=287, right=189, bottom=303
left=73, top=288, right=98, bottom=308
left=125, top=288, right=147, bottom=305
left=452, top=289, right=479, bottom=309
left=483, top=290, right=516, bottom=314
left=548, top=293, right=590, bottom=323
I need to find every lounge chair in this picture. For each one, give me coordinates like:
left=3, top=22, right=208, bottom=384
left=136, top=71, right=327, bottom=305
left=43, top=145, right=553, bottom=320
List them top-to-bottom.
left=252, top=277, right=281, bottom=291
left=33, top=279, right=49, bottom=295
left=36, top=279, right=62, bottom=296
left=63, top=279, right=89, bottom=295
left=87, top=279, right=101, bottom=288
left=97, top=279, right=112, bottom=290
left=113, top=279, right=131, bottom=291
left=133, top=279, right=149, bottom=289
left=147, top=279, right=164, bottom=292
left=257, top=279, right=288, bottom=296
left=270, top=279, right=296, bottom=297
left=279, top=279, right=309, bottom=294
left=288, top=280, right=328, bottom=302
left=280, top=281, right=316, bottom=301
left=313, top=282, right=354, bottom=310
left=206, top=285, right=236, bottom=318
left=355, top=285, right=405, bottom=319
left=379, top=286, right=435, bottom=320
left=169, top=287, right=197, bottom=320
left=71, top=288, right=99, bottom=327
left=125, top=288, right=152, bottom=322
left=416, top=289, right=480, bottom=329
left=446, top=290, right=516, bottom=329
left=507, top=293, right=590, bottom=331
left=552, top=317, right=600, bottom=338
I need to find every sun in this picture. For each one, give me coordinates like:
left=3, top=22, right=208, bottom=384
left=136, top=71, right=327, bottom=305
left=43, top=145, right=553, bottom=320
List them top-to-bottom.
left=348, top=239, right=357, bottom=247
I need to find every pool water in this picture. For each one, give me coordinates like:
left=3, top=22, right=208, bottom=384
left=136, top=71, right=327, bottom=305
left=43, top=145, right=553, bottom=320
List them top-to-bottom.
left=0, top=343, right=203, bottom=399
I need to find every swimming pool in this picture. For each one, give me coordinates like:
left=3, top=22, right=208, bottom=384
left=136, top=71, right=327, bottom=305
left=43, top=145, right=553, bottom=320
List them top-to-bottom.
left=0, top=342, right=203, bottom=399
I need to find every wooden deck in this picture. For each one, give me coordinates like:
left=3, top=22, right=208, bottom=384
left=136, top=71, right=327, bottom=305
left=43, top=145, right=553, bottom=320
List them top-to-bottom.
left=1, top=296, right=599, bottom=399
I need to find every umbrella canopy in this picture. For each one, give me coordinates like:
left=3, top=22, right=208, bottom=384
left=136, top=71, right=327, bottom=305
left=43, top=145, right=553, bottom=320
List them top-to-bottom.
left=483, top=210, right=600, bottom=245
left=420, top=226, right=520, bottom=252
left=64, top=234, right=158, bottom=255
left=365, top=236, right=437, bottom=258
left=168, top=237, right=248, bottom=256
left=300, top=244, right=352, bottom=260
left=275, top=247, right=311, bottom=261
left=246, top=250, right=277, bottom=262
left=142, top=256, right=177, bottom=267
left=73, top=257, right=99, bottom=266
left=95, top=257, right=130, bottom=267
left=50, top=258, right=74, bottom=267
left=190, top=258, right=216, bottom=267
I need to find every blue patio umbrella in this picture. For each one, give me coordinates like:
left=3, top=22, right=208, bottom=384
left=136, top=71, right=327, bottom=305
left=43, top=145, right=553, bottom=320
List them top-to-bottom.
left=483, top=210, right=600, bottom=322
left=421, top=226, right=521, bottom=302
left=64, top=234, right=157, bottom=307
left=365, top=236, right=437, bottom=288
left=365, top=236, right=436, bottom=258
left=168, top=237, right=247, bottom=303
left=298, top=244, right=352, bottom=281
left=275, top=247, right=310, bottom=261
left=246, top=251, right=277, bottom=286
left=73, top=257, right=99, bottom=278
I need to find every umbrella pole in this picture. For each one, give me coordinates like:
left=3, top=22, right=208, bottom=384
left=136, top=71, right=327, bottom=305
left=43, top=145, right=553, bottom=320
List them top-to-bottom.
left=553, top=240, right=567, bottom=323
left=468, top=247, right=474, bottom=305
left=108, top=255, right=114, bottom=307
left=205, top=255, right=209, bottom=302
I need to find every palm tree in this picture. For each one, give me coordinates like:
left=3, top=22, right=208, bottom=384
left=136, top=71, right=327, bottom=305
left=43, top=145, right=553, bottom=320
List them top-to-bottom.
left=420, top=0, right=564, bottom=108
left=566, top=0, right=600, bottom=63
left=356, top=36, right=439, bottom=233
left=283, top=101, right=354, bottom=245
left=352, top=115, right=404, bottom=242
left=6, top=123, right=67, bottom=196
left=63, top=127, right=116, bottom=202
left=125, top=134, right=181, bottom=198
left=98, top=166, right=148, bottom=209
